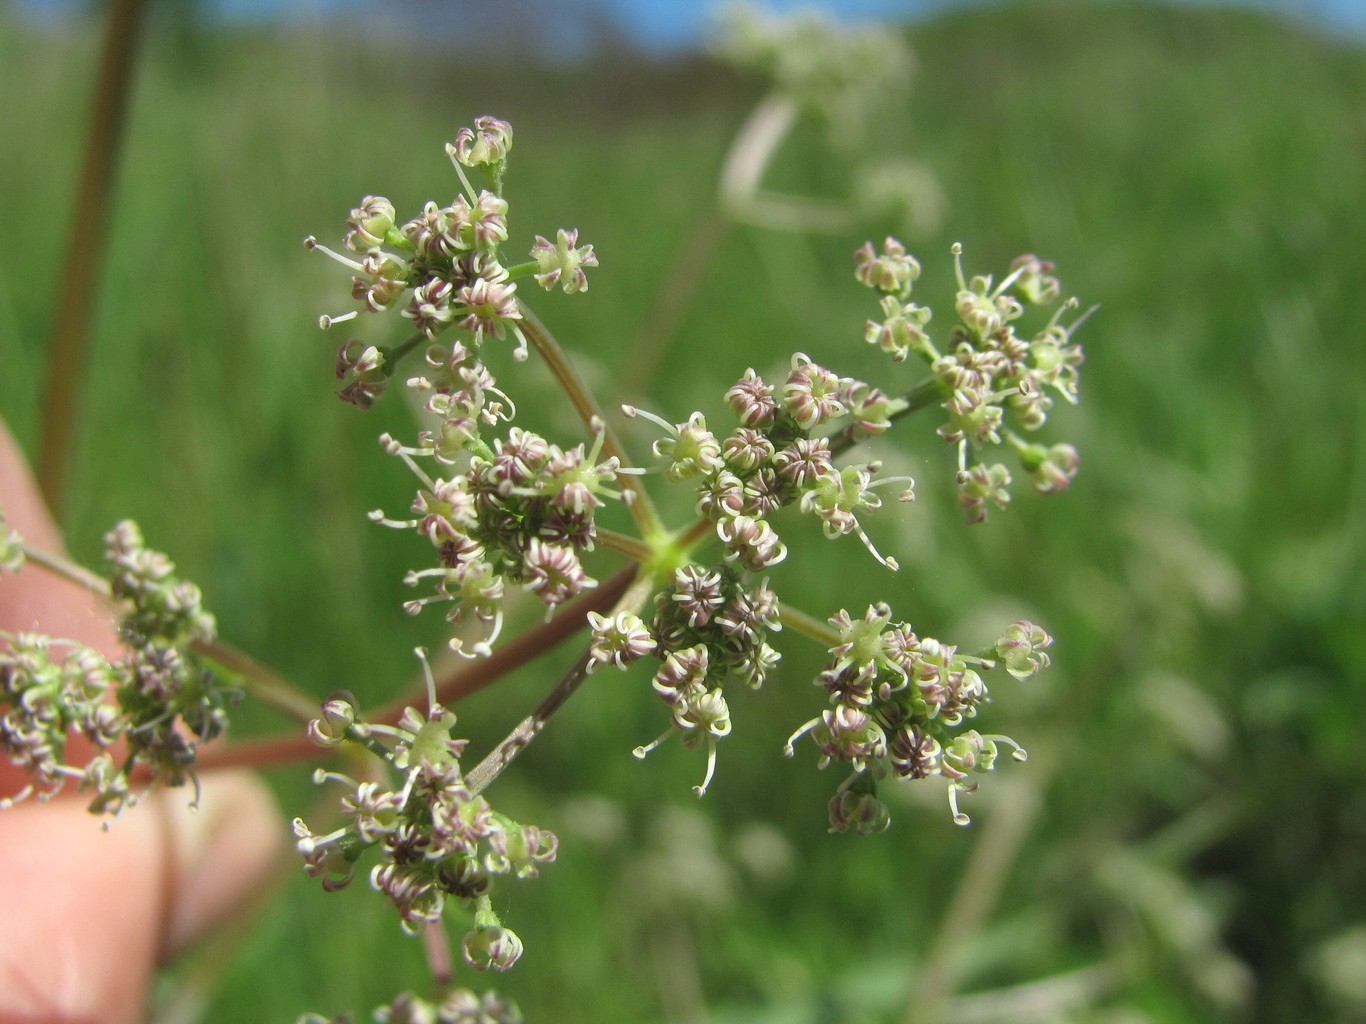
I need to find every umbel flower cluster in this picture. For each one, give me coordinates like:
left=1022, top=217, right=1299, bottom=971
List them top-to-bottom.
left=715, top=1, right=911, bottom=128
left=294, top=111, right=1089, bottom=1018
left=304, top=112, right=1092, bottom=827
left=310, top=116, right=596, bottom=408
left=308, top=117, right=614, bottom=659
left=857, top=237, right=1085, bottom=521
left=0, top=520, right=233, bottom=815
left=788, top=605, right=1051, bottom=833
left=294, top=678, right=555, bottom=968
left=301, top=988, right=523, bottom=1024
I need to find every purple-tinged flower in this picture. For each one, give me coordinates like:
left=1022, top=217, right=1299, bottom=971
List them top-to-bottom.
left=451, top=116, right=514, bottom=168
left=467, top=191, right=510, bottom=251
left=344, top=194, right=396, bottom=252
left=531, top=228, right=598, bottom=294
left=854, top=236, right=920, bottom=295
left=351, top=253, right=409, bottom=312
left=1006, top=253, right=1061, bottom=305
left=454, top=277, right=520, bottom=340
left=404, top=278, right=455, bottom=337
left=865, top=294, right=932, bottom=362
left=783, top=354, right=848, bottom=430
left=724, top=368, right=778, bottom=428
left=652, top=412, right=723, bottom=482
left=720, top=427, right=775, bottom=473
left=773, top=436, right=834, bottom=490
left=1022, top=442, right=1079, bottom=495
left=956, top=462, right=1011, bottom=524
left=695, top=470, right=747, bottom=521
left=715, top=514, right=787, bottom=571
left=520, top=538, right=595, bottom=607
left=669, top=565, right=726, bottom=628
left=586, top=611, right=656, bottom=673
left=996, top=620, right=1053, bottom=679
left=652, top=644, right=710, bottom=705
left=308, top=694, right=358, bottom=748
left=814, top=704, right=886, bottom=772
left=889, top=723, right=941, bottom=780
left=343, top=781, right=404, bottom=843
left=828, top=785, right=890, bottom=835
left=372, top=862, right=445, bottom=930
left=462, top=924, right=524, bottom=972
left=437, top=987, right=524, bottom=1024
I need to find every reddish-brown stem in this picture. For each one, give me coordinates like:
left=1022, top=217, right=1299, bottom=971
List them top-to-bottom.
left=38, top=0, right=150, bottom=517
left=374, top=562, right=639, bottom=726
left=192, top=563, right=642, bottom=775
left=464, top=569, right=658, bottom=796
left=192, top=733, right=324, bottom=774
left=424, top=921, right=454, bottom=989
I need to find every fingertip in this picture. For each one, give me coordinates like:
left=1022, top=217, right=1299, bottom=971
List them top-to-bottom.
left=159, top=769, right=288, bottom=957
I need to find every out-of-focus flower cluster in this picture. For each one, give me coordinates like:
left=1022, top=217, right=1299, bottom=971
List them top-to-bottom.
left=713, top=3, right=911, bottom=130
left=711, top=4, right=943, bottom=236
left=310, top=119, right=612, bottom=660
left=858, top=237, right=1086, bottom=521
left=0, top=507, right=23, bottom=573
left=0, top=520, right=233, bottom=816
left=786, top=606, right=1052, bottom=832
left=294, top=690, right=554, bottom=966
left=299, top=987, right=522, bottom=1024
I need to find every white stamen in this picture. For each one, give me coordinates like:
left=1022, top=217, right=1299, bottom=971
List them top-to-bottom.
left=304, top=236, right=364, bottom=271
left=319, top=311, right=359, bottom=330
left=620, top=404, right=676, bottom=434
left=783, top=716, right=821, bottom=758
left=633, top=727, right=675, bottom=760
left=692, top=736, right=718, bottom=798
left=949, top=784, right=971, bottom=827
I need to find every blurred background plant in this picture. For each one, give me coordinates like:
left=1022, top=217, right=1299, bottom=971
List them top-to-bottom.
left=1, top=0, right=1363, bottom=1022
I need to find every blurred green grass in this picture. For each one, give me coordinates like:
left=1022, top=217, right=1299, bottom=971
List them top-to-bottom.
left=2, top=2, right=1364, bottom=1022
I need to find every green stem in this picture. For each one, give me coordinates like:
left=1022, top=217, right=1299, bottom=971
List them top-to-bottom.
left=37, top=0, right=150, bottom=518
left=502, top=259, right=539, bottom=282
left=517, top=303, right=663, bottom=539
left=383, top=332, right=425, bottom=368
left=896, top=374, right=950, bottom=420
left=596, top=528, right=652, bottom=563
left=19, top=540, right=320, bottom=725
left=19, top=541, right=112, bottom=597
left=779, top=604, right=837, bottom=647
left=196, top=638, right=320, bottom=725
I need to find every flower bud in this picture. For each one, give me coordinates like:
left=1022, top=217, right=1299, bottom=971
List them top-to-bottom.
left=451, top=116, right=514, bottom=168
left=308, top=694, right=358, bottom=747
left=828, top=786, right=890, bottom=835
left=462, top=924, right=524, bottom=972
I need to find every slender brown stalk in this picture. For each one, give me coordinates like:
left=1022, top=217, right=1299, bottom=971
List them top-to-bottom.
left=38, top=0, right=150, bottom=517
left=517, top=304, right=663, bottom=538
left=464, top=570, right=656, bottom=796
left=180, top=732, right=321, bottom=774
left=423, top=922, right=454, bottom=989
